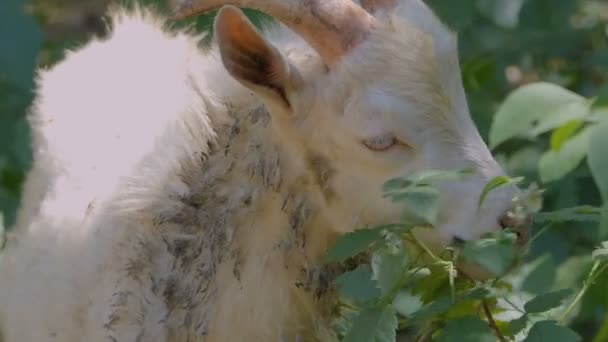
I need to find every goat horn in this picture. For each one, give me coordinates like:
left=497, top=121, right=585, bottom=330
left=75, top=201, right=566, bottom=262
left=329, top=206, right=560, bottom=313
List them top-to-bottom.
left=170, top=0, right=376, bottom=67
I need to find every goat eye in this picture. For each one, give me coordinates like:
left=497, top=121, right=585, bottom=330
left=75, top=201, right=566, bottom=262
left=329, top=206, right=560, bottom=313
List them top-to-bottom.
left=363, top=134, right=397, bottom=151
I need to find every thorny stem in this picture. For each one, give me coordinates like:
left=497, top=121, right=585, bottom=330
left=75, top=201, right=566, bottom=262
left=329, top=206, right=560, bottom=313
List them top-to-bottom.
left=559, top=261, right=608, bottom=324
left=482, top=299, right=508, bottom=342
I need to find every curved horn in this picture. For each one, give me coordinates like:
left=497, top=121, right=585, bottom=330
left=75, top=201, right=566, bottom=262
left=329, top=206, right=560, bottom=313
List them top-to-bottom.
left=170, top=0, right=376, bottom=66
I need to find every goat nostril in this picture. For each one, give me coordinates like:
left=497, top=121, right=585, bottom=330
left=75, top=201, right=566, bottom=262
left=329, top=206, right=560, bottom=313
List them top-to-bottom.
left=499, top=214, right=511, bottom=230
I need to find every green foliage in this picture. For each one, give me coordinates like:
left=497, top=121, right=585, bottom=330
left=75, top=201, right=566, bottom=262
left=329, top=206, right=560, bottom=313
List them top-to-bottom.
left=489, top=83, right=589, bottom=149
left=538, top=127, right=591, bottom=183
left=327, top=169, right=608, bottom=340
left=383, top=169, right=473, bottom=225
left=478, top=175, right=523, bottom=208
left=324, top=227, right=385, bottom=263
left=461, top=231, right=518, bottom=277
left=335, top=265, right=381, bottom=305
left=523, top=289, right=573, bottom=314
left=342, top=306, right=398, bottom=342
left=436, top=316, right=495, bottom=342
left=525, top=321, right=581, bottom=342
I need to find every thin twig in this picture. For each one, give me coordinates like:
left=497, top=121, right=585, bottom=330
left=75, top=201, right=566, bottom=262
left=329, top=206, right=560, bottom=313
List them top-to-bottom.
left=482, top=299, right=508, bottom=342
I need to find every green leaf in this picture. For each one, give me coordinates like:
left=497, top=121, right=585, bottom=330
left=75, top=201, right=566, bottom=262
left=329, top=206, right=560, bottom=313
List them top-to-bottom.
left=490, top=82, right=588, bottom=148
left=530, top=102, right=590, bottom=136
left=550, top=120, right=583, bottom=151
left=588, top=121, right=608, bottom=201
left=538, top=127, right=592, bottom=183
left=383, top=169, right=474, bottom=193
left=383, top=169, right=474, bottom=225
left=478, top=175, right=523, bottom=208
left=390, top=186, right=440, bottom=225
left=534, top=206, right=608, bottom=223
left=325, top=228, right=383, bottom=262
left=461, top=234, right=517, bottom=277
left=592, top=241, right=608, bottom=263
left=371, top=246, right=409, bottom=295
left=522, top=255, right=556, bottom=294
left=334, top=265, right=382, bottom=304
left=523, top=289, right=572, bottom=313
left=342, top=306, right=398, bottom=342
left=507, top=315, right=529, bottom=336
left=436, top=316, right=495, bottom=342
left=524, top=320, right=581, bottom=342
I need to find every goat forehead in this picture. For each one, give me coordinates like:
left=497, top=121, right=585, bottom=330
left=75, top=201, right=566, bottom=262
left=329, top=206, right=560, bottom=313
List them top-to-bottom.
left=316, top=28, right=452, bottom=112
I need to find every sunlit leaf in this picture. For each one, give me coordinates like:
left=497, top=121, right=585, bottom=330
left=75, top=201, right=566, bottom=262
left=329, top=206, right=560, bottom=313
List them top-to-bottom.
left=490, top=82, right=588, bottom=148
left=530, top=102, right=590, bottom=136
left=550, top=120, right=583, bottom=151
left=538, top=127, right=591, bottom=183
left=478, top=175, right=523, bottom=208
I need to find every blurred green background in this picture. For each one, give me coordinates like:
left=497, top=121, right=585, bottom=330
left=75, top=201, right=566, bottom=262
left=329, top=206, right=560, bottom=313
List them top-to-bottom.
left=1, top=0, right=607, bottom=340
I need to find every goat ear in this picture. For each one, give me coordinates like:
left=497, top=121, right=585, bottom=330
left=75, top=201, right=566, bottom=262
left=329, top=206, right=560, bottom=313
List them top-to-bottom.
left=215, top=5, right=301, bottom=109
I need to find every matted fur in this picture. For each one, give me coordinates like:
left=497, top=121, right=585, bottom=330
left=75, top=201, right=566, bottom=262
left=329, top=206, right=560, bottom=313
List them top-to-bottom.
left=0, top=1, right=521, bottom=341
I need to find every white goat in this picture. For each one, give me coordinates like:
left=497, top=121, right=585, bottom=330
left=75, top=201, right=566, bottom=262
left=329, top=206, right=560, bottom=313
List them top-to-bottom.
left=0, top=0, right=528, bottom=341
